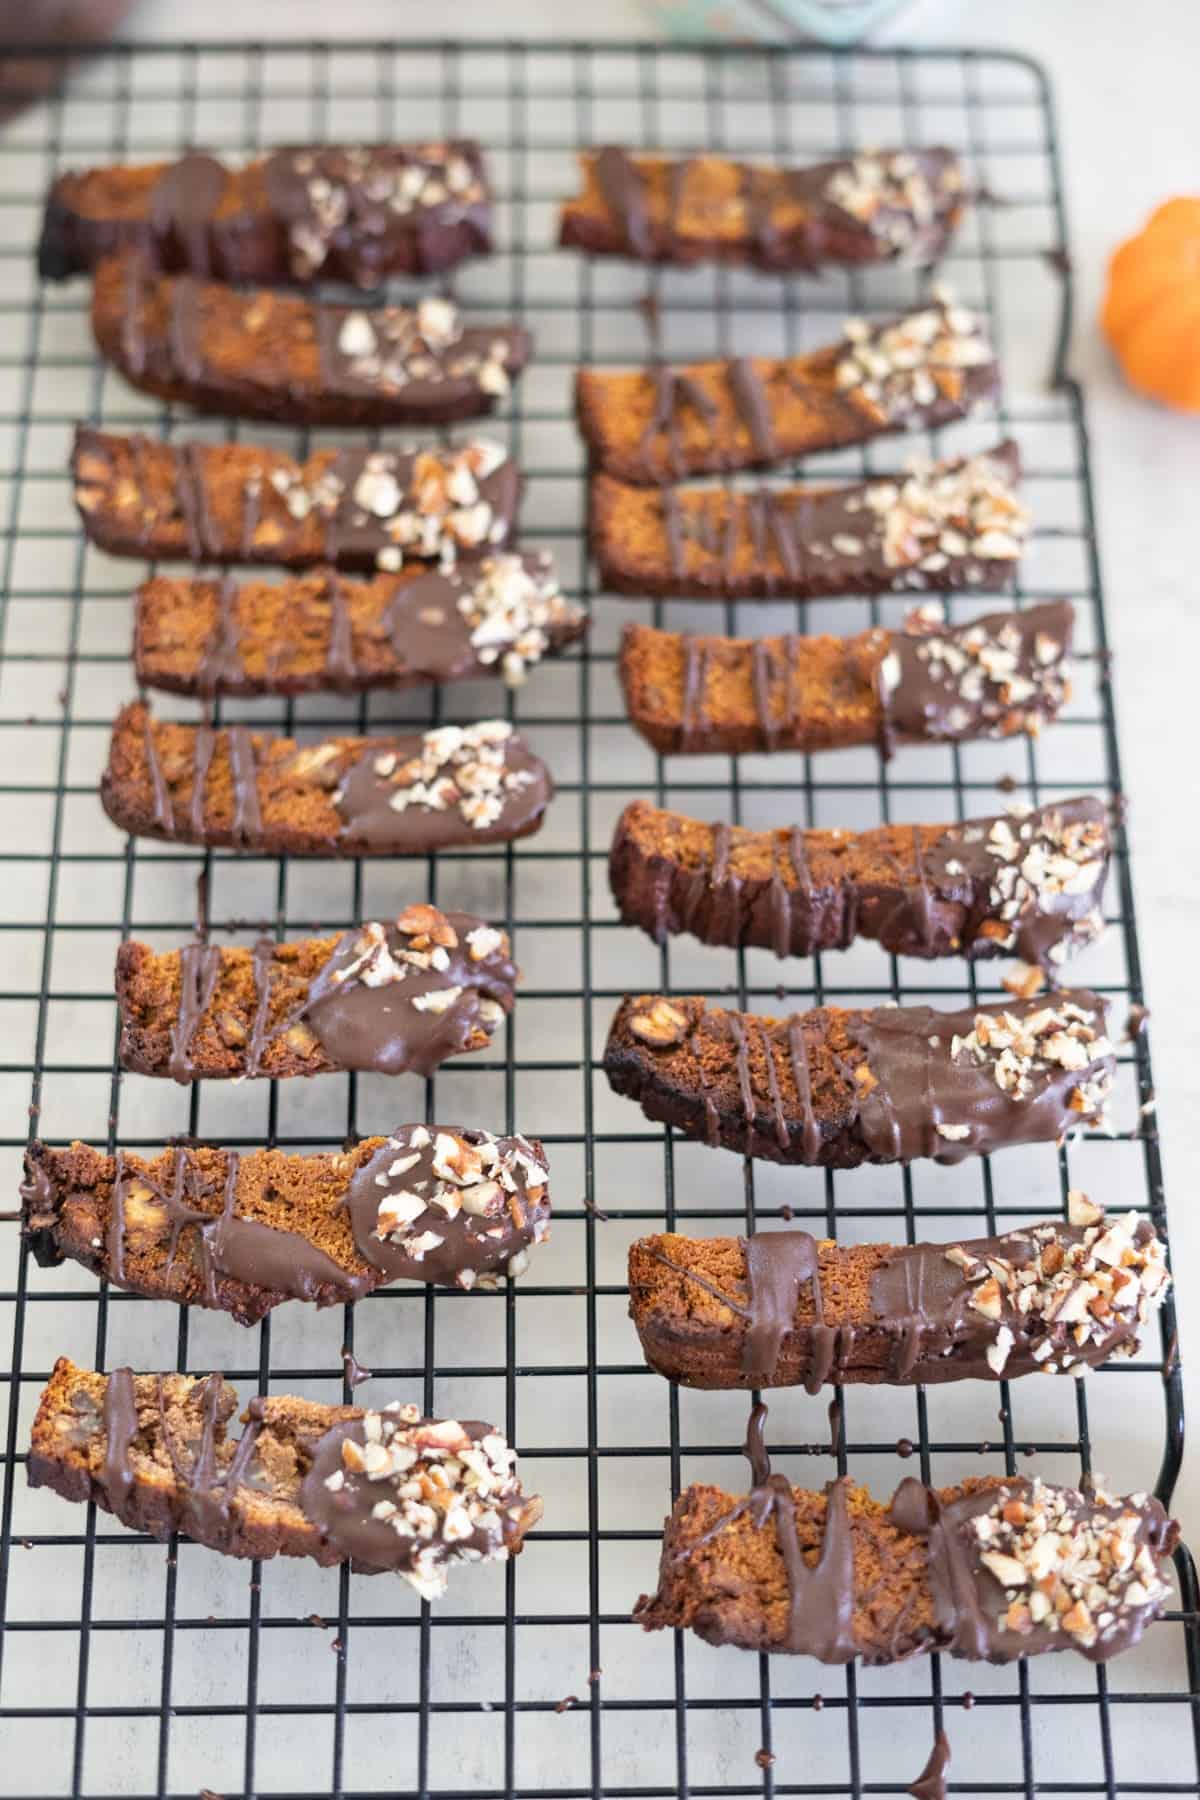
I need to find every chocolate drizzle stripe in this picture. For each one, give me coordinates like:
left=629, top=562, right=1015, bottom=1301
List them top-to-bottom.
left=595, top=146, right=652, bottom=258
left=727, top=358, right=775, bottom=461
left=325, top=572, right=357, bottom=689
left=143, top=716, right=173, bottom=835
left=190, top=725, right=216, bottom=837
left=226, top=726, right=262, bottom=844
left=168, top=943, right=222, bottom=1083
left=100, top=1367, right=139, bottom=1509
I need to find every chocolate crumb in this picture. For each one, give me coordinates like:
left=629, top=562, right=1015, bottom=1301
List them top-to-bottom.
left=1043, top=247, right=1073, bottom=276
left=1125, top=1004, right=1151, bottom=1039
left=341, top=1349, right=372, bottom=1390
left=896, top=1437, right=915, bottom=1459
left=961, top=1690, right=975, bottom=1710
left=812, top=1693, right=824, bottom=1711
left=555, top=1695, right=578, bottom=1714
left=755, top=1748, right=776, bottom=1769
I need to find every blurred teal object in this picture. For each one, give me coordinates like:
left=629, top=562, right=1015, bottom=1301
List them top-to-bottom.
left=646, top=0, right=921, bottom=45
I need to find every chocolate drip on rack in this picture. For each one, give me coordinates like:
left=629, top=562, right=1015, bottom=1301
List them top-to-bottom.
left=670, top=1400, right=857, bottom=1659
left=907, top=1732, right=951, bottom=1800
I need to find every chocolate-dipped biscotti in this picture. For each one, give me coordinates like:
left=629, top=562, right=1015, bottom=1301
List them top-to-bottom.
left=40, top=143, right=492, bottom=284
left=560, top=146, right=966, bottom=272
left=94, top=254, right=532, bottom=426
left=575, top=294, right=997, bottom=486
left=73, top=427, right=521, bottom=572
left=592, top=443, right=1026, bottom=601
left=133, top=558, right=585, bottom=699
left=620, top=600, right=1073, bottom=758
left=102, top=704, right=552, bottom=856
left=609, top=796, right=1108, bottom=971
left=116, top=905, right=517, bottom=1083
left=603, top=991, right=1114, bottom=1166
left=22, top=1126, right=550, bottom=1322
left=629, top=1209, right=1168, bottom=1390
left=30, top=1359, right=540, bottom=1599
left=636, top=1441, right=1176, bottom=1663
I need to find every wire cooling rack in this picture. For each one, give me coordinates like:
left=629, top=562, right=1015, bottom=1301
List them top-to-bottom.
left=0, top=35, right=1195, bottom=1800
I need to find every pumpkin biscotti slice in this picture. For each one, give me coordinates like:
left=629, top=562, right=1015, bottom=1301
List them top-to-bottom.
left=40, top=142, right=493, bottom=284
left=560, top=146, right=966, bottom=271
left=93, top=252, right=532, bottom=426
left=575, top=293, right=998, bottom=486
left=73, top=426, right=522, bottom=571
left=591, top=442, right=1025, bottom=600
left=133, top=559, right=585, bottom=699
left=619, top=599, right=1073, bottom=757
left=102, top=704, right=553, bottom=856
left=609, top=795, right=1108, bottom=971
left=116, top=904, right=518, bottom=1083
left=602, top=990, right=1115, bottom=1166
left=21, top=1126, right=551, bottom=1323
left=628, top=1210, right=1168, bottom=1390
left=29, top=1359, right=540, bottom=1599
left=635, top=1456, right=1176, bottom=1663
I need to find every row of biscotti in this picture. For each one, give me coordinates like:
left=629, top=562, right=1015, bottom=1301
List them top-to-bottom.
left=45, top=143, right=968, bottom=287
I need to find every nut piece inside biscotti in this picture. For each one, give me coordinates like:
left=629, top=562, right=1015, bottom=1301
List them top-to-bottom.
left=40, top=143, right=493, bottom=284
left=560, top=146, right=966, bottom=271
left=92, top=252, right=532, bottom=427
left=608, top=794, right=1108, bottom=971
left=116, top=905, right=519, bottom=1083
left=603, top=991, right=1115, bottom=1166
left=21, top=1128, right=552, bottom=1325
left=628, top=1214, right=1168, bottom=1390
left=29, top=1358, right=541, bottom=1599
left=635, top=1467, right=1176, bottom=1663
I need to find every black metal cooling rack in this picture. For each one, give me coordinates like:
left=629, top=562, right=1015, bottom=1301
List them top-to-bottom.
left=0, top=35, right=1195, bottom=1800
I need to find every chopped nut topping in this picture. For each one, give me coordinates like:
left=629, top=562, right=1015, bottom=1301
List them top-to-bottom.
left=824, top=150, right=958, bottom=254
left=835, top=293, right=994, bottom=423
left=858, top=450, right=1029, bottom=578
left=456, top=553, right=585, bottom=685
left=337, top=720, right=534, bottom=833
left=951, top=998, right=1113, bottom=1125
left=969, top=1477, right=1171, bottom=1648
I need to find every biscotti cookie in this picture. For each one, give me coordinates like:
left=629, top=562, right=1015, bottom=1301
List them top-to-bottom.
left=40, top=143, right=492, bottom=284
left=560, top=146, right=966, bottom=271
left=93, top=253, right=532, bottom=426
left=575, top=293, right=997, bottom=486
left=73, top=427, right=521, bottom=571
left=591, top=442, right=1026, bottom=600
left=133, top=559, right=585, bottom=699
left=620, top=600, right=1073, bottom=758
left=102, top=704, right=553, bottom=856
left=609, top=795, right=1108, bottom=970
left=116, top=905, right=517, bottom=1082
left=603, top=990, right=1114, bottom=1166
left=22, top=1127, right=550, bottom=1323
left=628, top=1210, right=1168, bottom=1390
left=29, top=1359, right=540, bottom=1599
left=635, top=1444, right=1176, bottom=1662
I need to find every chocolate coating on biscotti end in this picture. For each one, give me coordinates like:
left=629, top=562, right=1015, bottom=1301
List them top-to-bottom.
left=42, top=143, right=492, bottom=284
left=560, top=146, right=966, bottom=272
left=93, top=253, right=532, bottom=426
left=576, top=294, right=997, bottom=486
left=73, top=426, right=521, bottom=572
left=591, top=442, right=1024, bottom=601
left=133, top=557, right=585, bottom=700
left=618, top=600, right=1073, bottom=758
left=101, top=702, right=553, bottom=857
left=609, top=795, right=1108, bottom=970
left=115, top=906, right=517, bottom=1084
left=603, top=991, right=1114, bottom=1167
left=20, top=1129, right=550, bottom=1323
left=628, top=1213, right=1168, bottom=1390
left=29, top=1360, right=541, bottom=1597
left=635, top=1469, right=1176, bottom=1664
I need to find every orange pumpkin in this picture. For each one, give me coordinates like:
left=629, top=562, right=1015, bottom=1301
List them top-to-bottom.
left=1102, top=198, right=1200, bottom=411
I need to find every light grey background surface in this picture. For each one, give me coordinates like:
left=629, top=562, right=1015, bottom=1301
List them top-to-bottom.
left=0, top=4, right=1195, bottom=1796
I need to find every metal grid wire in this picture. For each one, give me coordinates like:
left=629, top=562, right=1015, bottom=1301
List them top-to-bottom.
left=0, top=35, right=1195, bottom=1800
